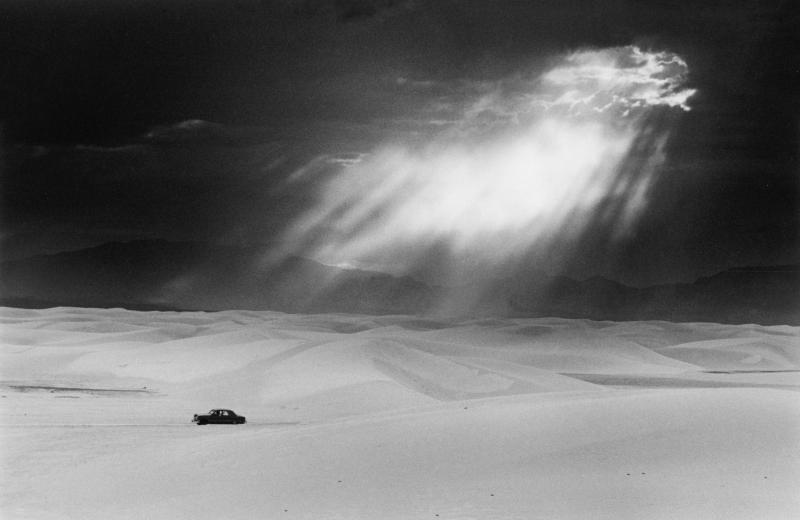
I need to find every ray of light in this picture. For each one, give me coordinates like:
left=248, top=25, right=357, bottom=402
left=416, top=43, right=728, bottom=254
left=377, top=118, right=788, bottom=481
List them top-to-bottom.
left=275, top=46, right=697, bottom=289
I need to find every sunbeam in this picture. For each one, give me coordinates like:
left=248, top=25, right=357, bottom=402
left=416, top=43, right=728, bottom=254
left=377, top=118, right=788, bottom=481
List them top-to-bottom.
left=278, top=46, right=697, bottom=286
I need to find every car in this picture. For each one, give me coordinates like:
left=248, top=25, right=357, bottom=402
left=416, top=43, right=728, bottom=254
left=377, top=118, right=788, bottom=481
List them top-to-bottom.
left=193, top=409, right=246, bottom=425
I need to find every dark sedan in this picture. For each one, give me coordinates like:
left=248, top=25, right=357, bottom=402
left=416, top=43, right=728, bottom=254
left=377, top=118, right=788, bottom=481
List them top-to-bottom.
left=193, top=409, right=246, bottom=425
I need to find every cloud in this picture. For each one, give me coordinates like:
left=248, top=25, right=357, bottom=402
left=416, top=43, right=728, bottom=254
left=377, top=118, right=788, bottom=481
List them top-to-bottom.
left=418, top=46, right=697, bottom=139
left=540, top=46, right=697, bottom=115
left=395, top=76, right=439, bottom=89
left=142, top=120, right=276, bottom=147
left=326, top=152, right=368, bottom=167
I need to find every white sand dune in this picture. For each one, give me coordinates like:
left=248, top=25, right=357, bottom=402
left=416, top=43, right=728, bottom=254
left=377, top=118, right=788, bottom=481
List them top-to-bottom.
left=1, top=307, right=799, bottom=519
left=654, top=336, right=800, bottom=371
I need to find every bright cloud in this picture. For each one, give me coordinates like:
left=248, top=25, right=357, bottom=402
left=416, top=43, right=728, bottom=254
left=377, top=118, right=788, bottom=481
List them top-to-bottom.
left=278, top=46, right=696, bottom=283
left=540, top=46, right=697, bottom=115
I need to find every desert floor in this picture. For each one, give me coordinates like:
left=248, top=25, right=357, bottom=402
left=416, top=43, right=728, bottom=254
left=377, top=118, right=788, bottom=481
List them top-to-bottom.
left=1, top=306, right=799, bottom=519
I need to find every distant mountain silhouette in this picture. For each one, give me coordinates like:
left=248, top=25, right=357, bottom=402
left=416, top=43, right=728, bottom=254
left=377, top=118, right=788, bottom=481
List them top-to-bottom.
left=0, top=240, right=434, bottom=315
left=1, top=240, right=798, bottom=324
left=507, top=265, right=800, bottom=325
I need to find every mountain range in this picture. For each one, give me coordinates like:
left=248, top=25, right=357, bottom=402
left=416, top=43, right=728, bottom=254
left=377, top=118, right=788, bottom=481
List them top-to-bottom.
left=1, top=240, right=798, bottom=325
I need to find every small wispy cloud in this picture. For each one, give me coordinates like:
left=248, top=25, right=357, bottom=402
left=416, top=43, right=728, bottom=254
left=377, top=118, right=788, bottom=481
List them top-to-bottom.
left=395, top=76, right=439, bottom=89
left=142, top=119, right=276, bottom=147
left=144, top=119, right=224, bottom=142
left=73, top=144, right=143, bottom=153
left=326, top=152, right=368, bottom=167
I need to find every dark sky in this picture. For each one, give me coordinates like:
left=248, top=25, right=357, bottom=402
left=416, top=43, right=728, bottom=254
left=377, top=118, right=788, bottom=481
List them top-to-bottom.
left=1, top=0, right=798, bottom=286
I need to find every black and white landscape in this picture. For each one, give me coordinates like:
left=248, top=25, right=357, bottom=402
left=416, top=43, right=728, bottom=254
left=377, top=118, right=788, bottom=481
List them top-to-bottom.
left=1, top=1, right=798, bottom=519
left=3, top=307, right=800, bottom=519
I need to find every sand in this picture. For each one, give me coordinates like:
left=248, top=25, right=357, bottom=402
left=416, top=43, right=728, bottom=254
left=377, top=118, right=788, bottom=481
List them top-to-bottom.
left=1, top=307, right=798, bottom=519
